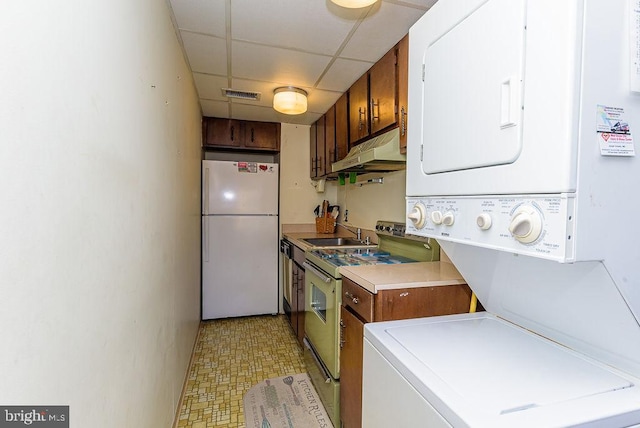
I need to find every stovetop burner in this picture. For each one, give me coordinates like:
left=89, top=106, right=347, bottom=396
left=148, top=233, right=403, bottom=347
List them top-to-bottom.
left=304, top=220, right=438, bottom=278
left=307, top=247, right=417, bottom=274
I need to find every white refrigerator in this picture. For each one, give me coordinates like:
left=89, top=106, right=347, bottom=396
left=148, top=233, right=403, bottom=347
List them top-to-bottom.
left=201, top=160, right=279, bottom=320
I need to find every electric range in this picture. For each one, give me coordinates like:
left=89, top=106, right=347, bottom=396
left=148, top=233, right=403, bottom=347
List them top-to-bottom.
left=302, top=220, right=439, bottom=427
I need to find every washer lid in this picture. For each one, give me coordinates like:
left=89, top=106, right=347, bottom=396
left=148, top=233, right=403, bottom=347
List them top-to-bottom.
left=366, top=313, right=640, bottom=426
left=385, top=314, right=632, bottom=416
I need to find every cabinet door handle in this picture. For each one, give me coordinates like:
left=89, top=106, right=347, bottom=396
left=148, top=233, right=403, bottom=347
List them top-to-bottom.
left=371, top=98, right=379, bottom=122
left=401, top=106, right=407, bottom=137
left=358, top=107, right=366, bottom=130
left=230, top=126, right=235, bottom=141
left=251, top=128, right=255, bottom=142
left=345, top=291, right=359, bottom=304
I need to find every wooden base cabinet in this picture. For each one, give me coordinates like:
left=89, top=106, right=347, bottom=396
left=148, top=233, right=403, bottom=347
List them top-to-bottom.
left=289, top=244, right=306, bottom=346
left=291, top=262, right=305, bottom=345
left=339, top=276, right=472, bottom=428
left=340, top=306, right=365, bottom=428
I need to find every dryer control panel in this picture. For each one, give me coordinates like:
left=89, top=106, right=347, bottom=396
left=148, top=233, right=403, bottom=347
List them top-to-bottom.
left=406, top=195, right=576, bottom=262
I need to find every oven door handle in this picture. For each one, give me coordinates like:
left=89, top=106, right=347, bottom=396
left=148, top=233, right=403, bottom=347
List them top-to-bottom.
left=302, top=261, right=332, bottom=283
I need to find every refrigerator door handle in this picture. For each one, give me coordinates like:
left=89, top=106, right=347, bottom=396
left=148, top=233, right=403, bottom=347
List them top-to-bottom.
left=203, top=166, right=210, bottom=215
left=203, top=218, right=209, bottom=263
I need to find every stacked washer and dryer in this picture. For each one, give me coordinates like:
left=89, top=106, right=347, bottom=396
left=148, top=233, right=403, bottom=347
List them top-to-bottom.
left=363, top=0, right=640, bottom=427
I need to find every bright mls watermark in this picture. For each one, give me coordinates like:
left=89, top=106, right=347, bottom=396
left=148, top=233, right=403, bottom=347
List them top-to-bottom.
left=0, top=407, right=68, bottom=427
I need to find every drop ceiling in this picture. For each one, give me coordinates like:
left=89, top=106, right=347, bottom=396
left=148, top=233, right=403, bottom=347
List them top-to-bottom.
left=168, top=0, right=438, bottom=126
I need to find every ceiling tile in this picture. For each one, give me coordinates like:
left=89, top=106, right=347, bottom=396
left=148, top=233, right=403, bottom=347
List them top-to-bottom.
left=170, top=0, right=226, bottom=37
left=231, top=0, right=358, bottom=55
left=341, top=2, right=427, bottom=62
left=181, top=32, right=227, bottom=75
left=232, top=41, right=331, bottom=88
left=316, top=58, right=373, bottom=92
left=193, top=73, right=229, bottom=101
left=306, top=89, right=343, bottom=115
left=201, top=99, right=230, bottom=118
left=230, top=104, right=274, bottom=121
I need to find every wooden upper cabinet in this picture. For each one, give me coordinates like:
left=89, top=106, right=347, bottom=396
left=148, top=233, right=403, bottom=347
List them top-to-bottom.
left=397, top=34, right=409, bottom=154
left=348, top=39, right=403, bottom=146
left=369, top=46, right=397, bottom=135
left=349, top=73, right=369, bottom=144
left=335, top=93, right=349, bottom=161
left=325, top=105, right=336, bottom=169
left=316, top=115, right=327, bottom=177
left=202, top=117, right=280, bottom=151
left=203, top=117, right=243, bottom=148
left=243, top=121, right=280, bottom=151
left=310, top=121, right=318, bottom=179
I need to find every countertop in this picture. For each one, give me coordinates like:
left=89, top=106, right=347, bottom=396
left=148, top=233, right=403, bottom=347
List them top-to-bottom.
left=282, top=227, right=466, bottom=294
left=339, top=261, right=466, bottom=294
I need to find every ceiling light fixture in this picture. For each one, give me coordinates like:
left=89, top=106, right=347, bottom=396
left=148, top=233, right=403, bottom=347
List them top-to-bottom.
left=330, top=0, right=378, bottom=8
left=273, top=87, right=308, bottom=115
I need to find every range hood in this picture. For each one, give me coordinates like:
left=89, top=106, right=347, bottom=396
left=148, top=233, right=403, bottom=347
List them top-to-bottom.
left=331, top=128, right=406, bottom=173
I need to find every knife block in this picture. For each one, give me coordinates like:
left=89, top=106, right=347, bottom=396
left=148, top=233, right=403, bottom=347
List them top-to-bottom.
left=315, top=218, right=336, bottom=234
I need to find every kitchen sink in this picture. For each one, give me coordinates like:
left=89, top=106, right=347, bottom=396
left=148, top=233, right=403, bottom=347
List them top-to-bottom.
left=301, top=237, right=374, bottom=247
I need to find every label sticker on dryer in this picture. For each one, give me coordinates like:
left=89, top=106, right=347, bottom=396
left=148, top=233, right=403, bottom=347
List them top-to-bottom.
left=596, top=105, right=635, bottom=156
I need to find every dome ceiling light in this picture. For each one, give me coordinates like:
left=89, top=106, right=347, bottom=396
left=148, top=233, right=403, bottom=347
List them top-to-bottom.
left=330, top=0, right=378, bottom=8
left=273, top=87, right=308, bottom=115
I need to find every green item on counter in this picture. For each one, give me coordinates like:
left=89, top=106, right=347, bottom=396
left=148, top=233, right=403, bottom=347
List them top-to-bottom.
left=349, top=172, right=357, bottom=184
left=339, top=173, right=345, bottom=185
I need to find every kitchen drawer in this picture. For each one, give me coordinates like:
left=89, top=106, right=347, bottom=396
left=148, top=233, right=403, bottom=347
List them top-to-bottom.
left=342, top=277, right=374, bottom=323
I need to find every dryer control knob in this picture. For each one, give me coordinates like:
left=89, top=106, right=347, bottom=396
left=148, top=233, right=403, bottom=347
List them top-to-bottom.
left=408, top=204, right=427, bottom=229
left=508, top=206, right=542, bottom=244
left=430, top=210, right=443, bottom=225
left=442, top=211, right=455, bottom=226
left=476, top=213, right=492, bottom=230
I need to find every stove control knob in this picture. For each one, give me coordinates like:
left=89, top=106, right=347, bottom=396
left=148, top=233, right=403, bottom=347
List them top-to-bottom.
left=408, top=203, right=427, bottom=229
left=509, top=205, right=543, bottom=244
left=431, top=210, right=443, bottom=225
left=442, top=211, right=455, bottom=226
left=476, top=213, right=492, bottom=230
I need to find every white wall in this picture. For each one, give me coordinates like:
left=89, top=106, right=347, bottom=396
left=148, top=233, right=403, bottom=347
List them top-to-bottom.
left=0, top=1, right=202, bottom=427
left=279, top=122, right=406, bottom=232
left=279, top=123, right=337, bottom=226
left=336, top=170, right=407, bottom=230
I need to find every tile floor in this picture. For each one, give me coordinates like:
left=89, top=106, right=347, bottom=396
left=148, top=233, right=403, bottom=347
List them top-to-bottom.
left=177, top=315, right=306, bottom=428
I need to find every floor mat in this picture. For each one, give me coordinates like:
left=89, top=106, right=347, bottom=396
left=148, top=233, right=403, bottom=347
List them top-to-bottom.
left=243, top=373, right=333, bottom=428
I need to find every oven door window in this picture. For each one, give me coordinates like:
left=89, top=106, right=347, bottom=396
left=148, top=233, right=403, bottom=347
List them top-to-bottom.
left=311, top=283, right=328, bottom=322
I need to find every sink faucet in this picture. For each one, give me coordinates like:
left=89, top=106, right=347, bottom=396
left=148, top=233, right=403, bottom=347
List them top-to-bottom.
left=335, top=222, right=362, bottom=240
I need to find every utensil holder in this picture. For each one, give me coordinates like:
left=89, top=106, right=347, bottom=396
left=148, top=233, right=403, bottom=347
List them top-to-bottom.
left=315, top=218, right=336, bottom=234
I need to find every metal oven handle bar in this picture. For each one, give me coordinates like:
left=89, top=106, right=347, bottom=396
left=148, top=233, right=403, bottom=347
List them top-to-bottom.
left=302, top=261, right=332, bottom=283
left=303, top=337, right=332, bottom=383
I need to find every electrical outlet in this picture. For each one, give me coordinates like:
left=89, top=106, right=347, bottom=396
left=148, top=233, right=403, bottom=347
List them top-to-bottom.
left=344, top=209, right=349, bottom=222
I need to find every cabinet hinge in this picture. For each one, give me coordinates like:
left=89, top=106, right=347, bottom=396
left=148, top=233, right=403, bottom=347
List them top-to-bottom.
left=422, top=64, right=425, bottom=82
left=420, top=145, right=424, bottom=161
